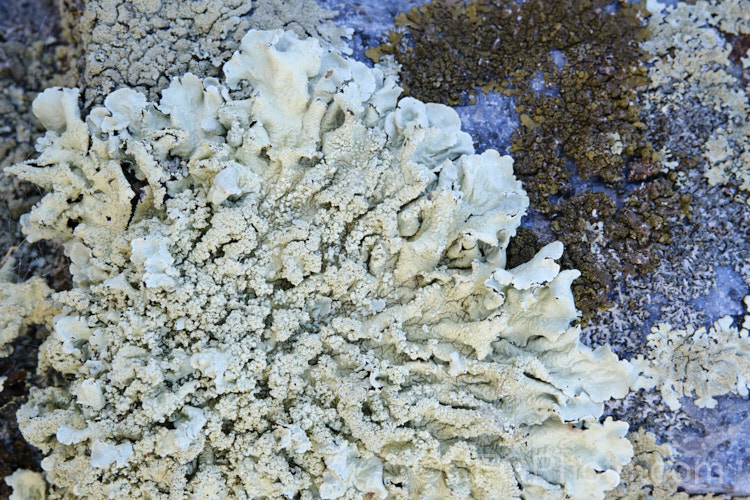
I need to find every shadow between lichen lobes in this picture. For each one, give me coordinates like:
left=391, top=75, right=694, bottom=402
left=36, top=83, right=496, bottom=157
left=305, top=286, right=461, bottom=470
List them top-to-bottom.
left=368, top=0, right=691, bottom=322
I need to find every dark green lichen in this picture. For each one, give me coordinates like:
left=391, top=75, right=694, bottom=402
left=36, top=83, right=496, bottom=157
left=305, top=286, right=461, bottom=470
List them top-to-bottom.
left=370, top=0, right=689, bottom=321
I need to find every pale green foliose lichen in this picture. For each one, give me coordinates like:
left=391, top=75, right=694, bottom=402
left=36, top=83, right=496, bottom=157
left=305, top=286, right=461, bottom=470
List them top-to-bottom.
left=644, top=0, right=750, bottom=199
left=9, top=29, right=634, bottom=499
left=0, top=257, right=58, bottom=356
left=632, top=297, right=750, bottom=411
left=605, top=429, right=683, bottom=500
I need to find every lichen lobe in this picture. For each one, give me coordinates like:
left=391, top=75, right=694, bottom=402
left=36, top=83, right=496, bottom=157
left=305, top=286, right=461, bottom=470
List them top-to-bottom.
left=10, top=29, right=634, bottom=499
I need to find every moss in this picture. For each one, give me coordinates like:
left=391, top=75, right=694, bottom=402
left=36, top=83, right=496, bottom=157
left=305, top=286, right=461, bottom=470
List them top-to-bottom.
left=370, top=0, right=689, bottom=320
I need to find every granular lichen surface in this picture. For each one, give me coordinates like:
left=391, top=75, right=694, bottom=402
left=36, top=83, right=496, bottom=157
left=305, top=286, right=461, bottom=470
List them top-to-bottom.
left=1, top=0, right=750, bottom=497
left=4, top=27, right=638, bottom=499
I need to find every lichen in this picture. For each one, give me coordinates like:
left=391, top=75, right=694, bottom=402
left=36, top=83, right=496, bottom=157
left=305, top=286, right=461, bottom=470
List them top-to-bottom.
left=0, top=0, right=78, bottom=291
left=68, top=0, right=351, bottom=106
left=70, top=0, right=250, bottom=104
left=247, top=0, right=352, bottom=54
left=368, top=0, right=688, bottom=321
left=368, top=0, right=650, bottom=189
left=643, top=0, right=750, bottom=202
left=9, top=29, right=635, bottom=499
left=548, top=178, right=689, bottom=317
left=0, top=257, right=59, bottom=357
left=633, top=299, right=750, bottom=411
left=606, top=427, right=750, bottom=500
left=605, top=429, right=683, bottom=500
left=4, top=469, right=47, bottom=500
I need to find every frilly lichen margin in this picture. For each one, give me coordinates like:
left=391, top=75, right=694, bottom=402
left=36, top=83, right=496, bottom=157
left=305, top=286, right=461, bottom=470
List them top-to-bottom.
left=6, top=29, right=635, bottom=499
left=632, top=297, right=750, bottom=412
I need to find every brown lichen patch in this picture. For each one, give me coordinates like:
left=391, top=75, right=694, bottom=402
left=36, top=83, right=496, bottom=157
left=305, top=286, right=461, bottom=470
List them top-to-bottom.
left=370, top=0, right=685, bottom=320
left=370, top=0, right=651, bottom=204
left=723, top=30, right=750, bottom=67
left=524, top=178, right=688, bottom=320
left=551, top=192, right=618, bottom=318
left=505, top=227, right=544, bottom=270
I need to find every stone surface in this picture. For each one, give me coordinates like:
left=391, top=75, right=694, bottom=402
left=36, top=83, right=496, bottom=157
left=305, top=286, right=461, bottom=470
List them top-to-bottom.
left=675, top=396, right=750, bottom=496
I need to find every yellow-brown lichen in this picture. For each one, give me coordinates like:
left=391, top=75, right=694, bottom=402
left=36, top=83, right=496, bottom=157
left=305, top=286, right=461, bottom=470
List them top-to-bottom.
left=370, top=0, right=689, bottom=320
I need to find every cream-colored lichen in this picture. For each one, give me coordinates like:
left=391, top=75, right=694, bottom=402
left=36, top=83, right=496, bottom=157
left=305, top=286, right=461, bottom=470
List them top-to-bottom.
left=73, top=0, right=350, bottom=105
left=74, top=0, right=252, bottom=104
left=247, top=0, right=352, bottom=54
left=643, top=0, right=750, bottom=199
left=11, top=29, right=634, bottom=499
left=0, top=257, right=59, bottom=356
left=633, top=299, right=750, bottom=411
left=606, top=429, right=682, bottom=500
left=607, top=429, right=748, bottom=500
left=4, top=469, right=47, bottom=500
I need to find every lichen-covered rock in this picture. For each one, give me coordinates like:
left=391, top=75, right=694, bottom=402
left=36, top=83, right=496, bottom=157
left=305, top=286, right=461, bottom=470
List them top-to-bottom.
left=71, top=0, right=352, bottom=106
left=247, top=0, right=352, bottom=54
left=367, top=0, right=690, bottom=322
left=643, top=0, right=750, bottom=201
left=11, top=29, right=634, bottom=499
left=0, top=258, right=59, bottom=356
left=633, top=300, right=750, bottom=411
left=605, top=429, right=683, bottom=500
